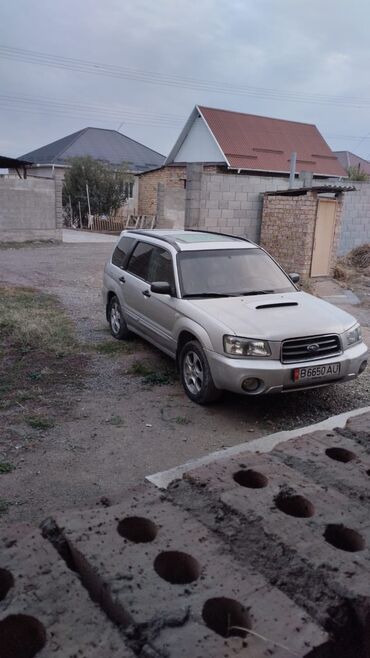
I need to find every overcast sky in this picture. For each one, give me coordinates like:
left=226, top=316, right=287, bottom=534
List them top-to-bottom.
left=1, top=0, right=370, bottom=160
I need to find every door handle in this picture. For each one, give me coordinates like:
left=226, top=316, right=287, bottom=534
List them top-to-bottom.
left=119, top=276, right=125, bottom=283
left=142, top=289, right=151, bottom=298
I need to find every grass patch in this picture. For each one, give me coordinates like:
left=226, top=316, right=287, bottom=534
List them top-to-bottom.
left=0, top=285, right=77, bottom=354
left=0, top=285, right=87, bottom=443
left=94, top=340, right=134, bottom=355
left=127, top=359, right=176, bottom=386
left=127, top=360, right=155, bottom=376
left=142, top=371, right=174, bottom=386
left=26, top=414, right=55, bottom=430
left=106, top=414, right=124, bottom=427
left=175, top=416, right=191, bottom=425
left=0, top=462, right=15, bottom=474
left=0, top=499, right=10, bottom=515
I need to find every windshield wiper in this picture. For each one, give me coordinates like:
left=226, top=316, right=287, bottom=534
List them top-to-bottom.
left=236, top=290, right=275, bottom=296
left=183, top=292, right=235, bottom=298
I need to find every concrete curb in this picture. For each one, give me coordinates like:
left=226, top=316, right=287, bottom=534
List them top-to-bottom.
left=146, top=405, right=370, bottom=489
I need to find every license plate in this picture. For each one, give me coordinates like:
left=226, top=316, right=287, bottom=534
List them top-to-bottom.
left=293, top=362, right=340, bottom=382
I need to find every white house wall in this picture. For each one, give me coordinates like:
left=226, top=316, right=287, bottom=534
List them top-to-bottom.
left=173, top=117, right=224, bottom=163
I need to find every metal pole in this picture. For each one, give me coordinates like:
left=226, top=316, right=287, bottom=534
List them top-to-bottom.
left=289, top=152, right=297, bottom=188
left=86, top=182, right=92, bottom=229
left=69, top=195, right=73, bottom=227
left=78, top=201, right=82, bottom=229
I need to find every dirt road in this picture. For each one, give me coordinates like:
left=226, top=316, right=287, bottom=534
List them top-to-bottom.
left=1, top=241, right=369, bottom=524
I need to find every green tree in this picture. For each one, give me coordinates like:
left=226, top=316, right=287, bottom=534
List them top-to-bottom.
left=62, top=156, right=133, bottom=225
left=346, top=165, right=369, bottom=181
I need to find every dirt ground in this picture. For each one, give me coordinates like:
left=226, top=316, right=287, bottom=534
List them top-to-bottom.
left=1, top=241, right=369, bottom=526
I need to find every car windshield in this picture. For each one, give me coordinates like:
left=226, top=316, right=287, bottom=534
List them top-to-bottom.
left=178, top=248, right=296, bottom=297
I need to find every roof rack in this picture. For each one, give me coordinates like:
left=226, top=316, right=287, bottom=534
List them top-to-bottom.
left=126, top=228, right=253, bottom=251
left=127, top=229, right=181, bottom=251
left=185, top=229, right=252, bottom=243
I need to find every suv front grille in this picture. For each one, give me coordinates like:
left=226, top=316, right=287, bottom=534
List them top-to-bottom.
left=281, top=334, right=341, bottom=364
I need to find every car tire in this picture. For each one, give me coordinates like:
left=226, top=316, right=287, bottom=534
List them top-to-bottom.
left=108, top=295, right=130, bottom=340
left=180, top=340, right=221, bottom=404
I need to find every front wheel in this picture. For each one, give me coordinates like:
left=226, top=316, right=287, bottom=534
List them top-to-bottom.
left=108, top=295, right=130, bottom=340
left=180, top=340, right=221, bottom=404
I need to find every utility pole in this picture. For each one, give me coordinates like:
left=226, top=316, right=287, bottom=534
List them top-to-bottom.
left=289, top=152, right=297, bottom=188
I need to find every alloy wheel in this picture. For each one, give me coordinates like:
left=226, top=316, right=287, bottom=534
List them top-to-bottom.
left=183, top=350, right=204, bottom=395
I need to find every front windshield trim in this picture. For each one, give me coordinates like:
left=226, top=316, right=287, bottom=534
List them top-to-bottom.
left=177, top=248, right=295, bottom=298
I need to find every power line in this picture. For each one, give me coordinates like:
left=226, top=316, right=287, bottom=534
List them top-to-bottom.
left=1, top=44, right=370, bottom=109
left=1, top=92, right=370, bottom=146
left=0, top=93, right=183, bottom=128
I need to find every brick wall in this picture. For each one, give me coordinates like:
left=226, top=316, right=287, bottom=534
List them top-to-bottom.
left=137, top=165, right=186, bottom=215
left=157, top=184, right=185, bottom=229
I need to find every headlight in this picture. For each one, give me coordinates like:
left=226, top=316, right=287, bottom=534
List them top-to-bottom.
left=344, top=323, right=362, bottom=348
left=223, top=335, right=271, bottom=357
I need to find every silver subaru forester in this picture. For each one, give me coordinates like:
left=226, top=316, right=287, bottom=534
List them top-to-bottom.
left=103, top=229, right=368, bottom=404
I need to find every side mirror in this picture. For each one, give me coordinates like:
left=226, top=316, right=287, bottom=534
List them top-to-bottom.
left=289, top=273, right=300, bottom=284
left=151, top=281, right=172, bottom=295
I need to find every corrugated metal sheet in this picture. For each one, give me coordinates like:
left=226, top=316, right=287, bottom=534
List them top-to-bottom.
left=198, top=106, right=346, bottom=177
left=20, top=127, right=165, bottom=172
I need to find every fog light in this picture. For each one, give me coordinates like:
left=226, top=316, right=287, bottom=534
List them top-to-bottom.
left=359, top=360, right=368, bottom=374
left=242, top=377, right=261, bottom=392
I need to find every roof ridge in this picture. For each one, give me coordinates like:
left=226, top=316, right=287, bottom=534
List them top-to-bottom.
left=198, top=105, right=316, bottom=128
left=52, top=127, right=89, bottom=162
left=112, top=129, right=165, bottom=158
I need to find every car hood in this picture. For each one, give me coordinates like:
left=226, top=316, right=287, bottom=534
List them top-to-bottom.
left=186, top=292, right=357, bottom=341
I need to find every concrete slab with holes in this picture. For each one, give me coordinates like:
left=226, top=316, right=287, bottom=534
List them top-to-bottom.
left=45, top=487, right=328, bottom=658
left=0, top=523, right=133, bottom=658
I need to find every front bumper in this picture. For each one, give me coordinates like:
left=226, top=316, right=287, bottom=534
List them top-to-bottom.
left=206, top=341, right=369, bottom=395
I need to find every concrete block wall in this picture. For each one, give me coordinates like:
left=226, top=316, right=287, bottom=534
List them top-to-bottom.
left=187, top=167, right=290, bottom=241
left=0, top=177, right=62, bottom=242
left=338, top=180, right=370, bottom=255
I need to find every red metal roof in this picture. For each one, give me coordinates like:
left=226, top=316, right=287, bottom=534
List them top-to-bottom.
left=198, top=106, right=346, bottom=177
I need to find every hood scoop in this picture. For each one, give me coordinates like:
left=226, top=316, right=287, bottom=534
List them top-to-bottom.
left=256, top=302, right=299, bottom=310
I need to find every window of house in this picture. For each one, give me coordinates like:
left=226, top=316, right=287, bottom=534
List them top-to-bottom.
left=124, top=181, right=134, bottom=199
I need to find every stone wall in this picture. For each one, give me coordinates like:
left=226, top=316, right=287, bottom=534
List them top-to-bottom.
left=0, top=176, right=62, bottom=241
left=260, top=191, right=343, bottom=278
left=260, top=192, right=317, bottom=277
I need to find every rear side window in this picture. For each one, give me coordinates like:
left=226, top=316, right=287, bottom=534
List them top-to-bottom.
left=111, top=237, right=135, bottom=269
left=126, top=241, right=154, bottom=279
left=127, top=242, right=175, bottom=290
left=148, top=248, right=174, bottom=288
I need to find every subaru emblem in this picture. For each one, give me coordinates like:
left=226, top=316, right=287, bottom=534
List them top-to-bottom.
left=307, top=343, right=320, bottom=352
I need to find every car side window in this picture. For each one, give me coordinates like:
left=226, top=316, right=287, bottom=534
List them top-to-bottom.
left=111, top=237, right=135, bottom=269
left=126, top=241, right=154, bottom=280
left=148, top=247, right=175, bottom=290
